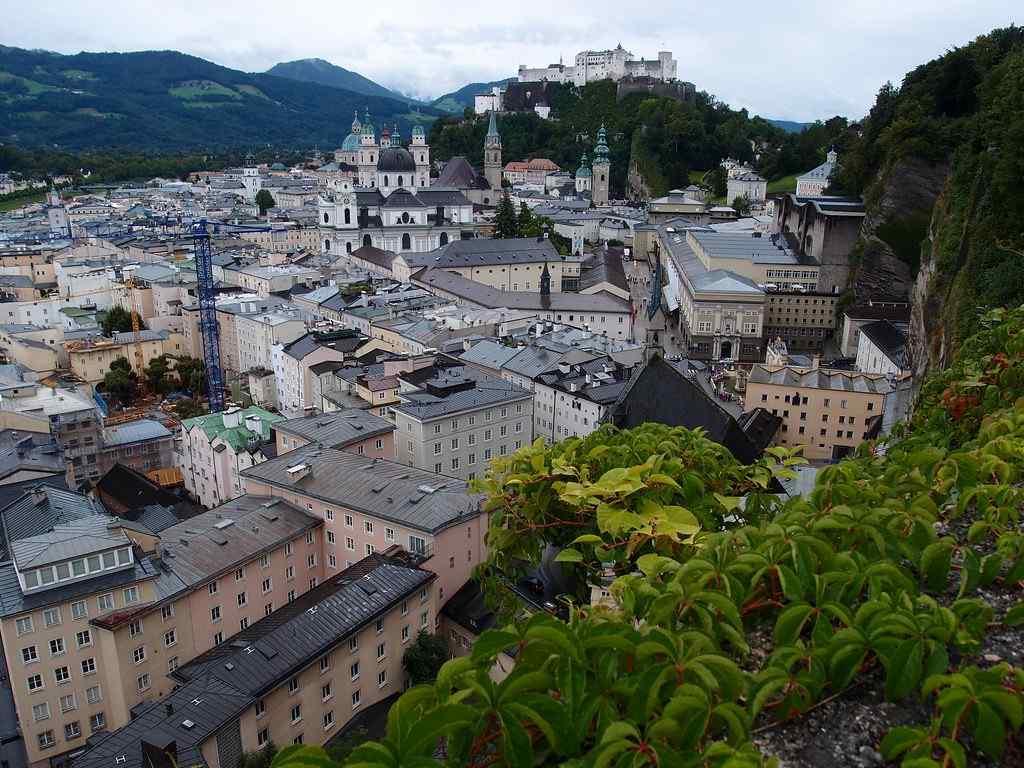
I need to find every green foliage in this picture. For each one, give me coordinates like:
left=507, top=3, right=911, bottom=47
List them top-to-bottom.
left=828, top=27, right=1024, bottom=351
left=0, top=46, right=444, bottom=150
left=255, top=189, right=276, bottom=214
left=493, top=193, right=518, bottom=239
left=731, top=195, right=752, bottom=216
left=100, top=305, right=144, bottom=336
left=272, top=306, right=1024, bottom=768
left=143, top=354, right=174, bottom=395
left=173, top=355, right=206, bottom=395
left=101, top=356, right=138, bottom=408
left=402, top=630, right=449, bottom=686
left=240, top=743, right=278, bottom=768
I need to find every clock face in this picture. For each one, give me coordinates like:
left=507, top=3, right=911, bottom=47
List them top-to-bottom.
left=341, top=195, right=352, bottom=206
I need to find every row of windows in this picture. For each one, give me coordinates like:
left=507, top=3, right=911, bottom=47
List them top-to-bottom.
left=760, top=392, right=876, bottom=411
left=20, top=547, right=133, bottom=591
left=15, top=588, right=139, bottom=636
left=20, top=630, right=94, bottom=664
left=26, top=656, right=99, bottom=693
left=31, top=684, right=104, bottom=722
left=35, top=712, right=106, bottom=750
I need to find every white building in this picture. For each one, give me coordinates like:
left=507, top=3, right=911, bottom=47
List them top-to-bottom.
left=518, top=45, right=677, bottom=86
left=796, top=150, right=839, bottom=197
left=727, top=170, right=767, bottom=205
left=234, top=309, right=306, bottom=373
left=855, top=320, right=908, bottom=378
left=391, top=361, right=533, bottom=481
left=177, top=405, right=283, bottom=508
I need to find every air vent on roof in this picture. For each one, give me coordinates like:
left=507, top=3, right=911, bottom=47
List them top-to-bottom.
left=354, top=424, right=364, bottom=431
left=370, top=482, right=388, bottom=493
left=417, top=484, right=437, bottom=494
left=409, top=494, right=423, bottom=504
left=260, top=500, right=280, bottom=509
left=259, top=512, right=279, bottom=523
left=214, top=519, right=234, bottom=529
left=185, top=529, right=201, bottom=535
left=209, top=532, right=228, bottom=546
left=178, top=538, right=189, bottom=546
left=358, top=578, right=378, bottom=596
left=307, top=606, right=319, bottom=614
left=256, top=642, right=277, bottom=660
left=244, top=646, right=256, bottom=654
left=224, top=662, right=235, bottom=671
left=181, top=719, right=196, bottom=730
left=115, top=756, right=127, bottom=765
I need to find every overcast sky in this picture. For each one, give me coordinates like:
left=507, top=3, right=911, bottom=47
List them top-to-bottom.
left=5, top=0, right=1018, bottom=121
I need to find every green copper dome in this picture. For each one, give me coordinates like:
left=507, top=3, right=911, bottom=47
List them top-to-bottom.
left=341, top=133, right=361, bottom=152
left=576, top=151, right=592, bottom=177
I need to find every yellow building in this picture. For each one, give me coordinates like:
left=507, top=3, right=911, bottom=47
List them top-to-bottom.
left=745, top=364, right=890, bottom=462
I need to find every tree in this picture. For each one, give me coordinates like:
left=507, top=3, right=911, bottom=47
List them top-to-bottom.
left=708, top=166, right=727, bottom=198
left=255, top=189, right=276, bottom=215
left=493, top=193, right=518, bottom=239
left=732, top=194, right=752, bottom=216
left=517, top=202, right=543, bottom=238
left=100, top=305, right=145, bottom=337
left=144, top=354, right=174, bottom=395
left=173, top=355, right=206, bottom=396
left=101, top=356, right=138, bottom=408
left=172, top=398, right=206, bottom=419
left=401, top=630, right=448, bottom=685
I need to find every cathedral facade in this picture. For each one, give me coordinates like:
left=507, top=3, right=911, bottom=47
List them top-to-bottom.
left=319, top=111, right=476, bottom=257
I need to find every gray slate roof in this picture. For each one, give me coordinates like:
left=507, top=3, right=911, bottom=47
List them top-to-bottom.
left=405, top=237, right=570, bottom=269
left=747, top=365, right=892, bottom=394
left=274, top=409, right=395, bottom=449
left=102, top=419, right=172, bottom=447
left=242, top=446, right=483, bottom=534
left=0, top=486, right=106, bottom=562
left=158, top=495, right=320, bottom=589
left=10, top=514, right=131, bottom=569
left=74, top=555, right=433, bottom=768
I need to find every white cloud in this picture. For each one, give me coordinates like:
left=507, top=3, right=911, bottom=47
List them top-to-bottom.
left=4, top=0, right=1018, bottom=120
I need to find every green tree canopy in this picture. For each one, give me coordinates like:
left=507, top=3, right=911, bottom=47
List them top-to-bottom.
left=255, top=189, right=276, bottom=215
left=493, top=193, right=518, bottom=239
left=100, top=305, right=145, bottom=337
left=101, top=356, right=138, bottom=408
left=401, top=630, right=449, bottom=686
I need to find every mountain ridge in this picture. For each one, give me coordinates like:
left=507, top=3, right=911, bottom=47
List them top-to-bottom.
left=0, top=46, right=442, bottom=150
left=265, top=58, right=418, bottom=105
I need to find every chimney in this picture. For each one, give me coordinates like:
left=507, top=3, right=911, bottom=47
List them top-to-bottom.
left=166, top=703, right=174, bottom=716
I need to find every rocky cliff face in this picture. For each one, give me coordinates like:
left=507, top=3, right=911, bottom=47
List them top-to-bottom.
left=850, top=156, right=950, bottom=305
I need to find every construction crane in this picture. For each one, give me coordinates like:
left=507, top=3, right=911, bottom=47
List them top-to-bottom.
left=190, top=219, right=271, bottom=412
left=124, top=273, right=146, bottom=387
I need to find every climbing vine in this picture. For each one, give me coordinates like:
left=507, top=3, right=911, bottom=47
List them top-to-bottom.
left=273, top=306, right=1024, bottom=768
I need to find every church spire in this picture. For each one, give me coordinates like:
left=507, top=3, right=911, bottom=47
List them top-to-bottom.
left=487, top=109, right=499, bottom=138
left=540, top=262, right=551, bottom=296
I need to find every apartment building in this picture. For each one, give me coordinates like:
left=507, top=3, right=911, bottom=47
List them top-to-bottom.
left=394, top=236, right=582, bottom=292
left=763, top=292, right=839, bottom=353
left=181, top=296, right=293, bottom=375
left=234, top=309, right=306, bottom=374
left=66, top=331, right=180, bottom=385
left=271, top=332, right=364, bottom=418
left=533, top=356, right=630, bottom=442
left=390, top=360, right=533, bottom=481
left=745, top=364, right=890, bottom=461
left=0, top=378, right=104, bottom=488
left=178, top=407, right=283, bottom=509
left=273, top=409, right=395, bottom=458
left=97, top=419, right=175, bottom=477
left=241, top=445, right=486, bottom=606
left=0, top=488, right=326, bottom=768
left=0, top=488, right=166, bottom=768
left=73, top=554, right=436, bottom=768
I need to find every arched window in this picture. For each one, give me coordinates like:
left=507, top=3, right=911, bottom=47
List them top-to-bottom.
left=420, top=154, right=425, bottom=162
left=384, top=175, right=389, bottom=187
left=398, top=176, right=403, bottom=187
left=344, top=209, right=351, bottom=224
left=322, top=212, right=329, bottom=224
left=401, top=212, right=410, bottom=224
left=439, top=232, right=449, bottom=246
left=402, top=233, right=411, bottom=251
left=363, top=234, right=372, bottom=248
left=324, top=239, right=331, bottom=252
left=345, top=242, right=352, bottom=253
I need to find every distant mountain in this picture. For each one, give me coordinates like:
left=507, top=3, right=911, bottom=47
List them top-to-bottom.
left=0, top=47, right=442, bottom=150
left=266, top=58, right=415, bottom=104
left=431, top=78, right=515, bottom=113
left=768, top=119, right=813, bottom=133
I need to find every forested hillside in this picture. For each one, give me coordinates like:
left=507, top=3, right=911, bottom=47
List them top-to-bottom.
left=828, top=26, right=1024, bottom=376
left=0, top=46, right=442, bottom=150
left=266, top=58, right=417, bottom=104
left=428, top=80, right=848, bottom=198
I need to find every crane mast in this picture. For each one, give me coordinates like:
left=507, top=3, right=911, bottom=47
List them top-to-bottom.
left=192, top=220, right=226, bottom=412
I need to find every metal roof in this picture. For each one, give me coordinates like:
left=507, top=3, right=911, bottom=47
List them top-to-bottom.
left=747, top=365, right=893, bottom=394
left=274, top=409, right=395, bottom=449
left=101, top=419, right=172, bottom=447
left=242, top=446, right=483, bottom=534
left=157, top=495, right=320, bottom=589
left=10, top=514, right=130, bottom=569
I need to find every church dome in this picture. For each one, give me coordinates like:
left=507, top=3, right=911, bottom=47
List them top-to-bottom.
left=341, top=132, right=361, bottom=152
left=377, top=147, right=417, bottom=172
